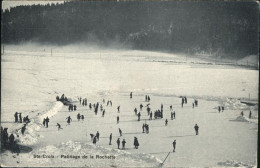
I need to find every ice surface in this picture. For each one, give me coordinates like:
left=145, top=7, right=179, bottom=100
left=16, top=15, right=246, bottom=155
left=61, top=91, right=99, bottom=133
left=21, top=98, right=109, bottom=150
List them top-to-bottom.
left=1, top=47, right=258, bottom=167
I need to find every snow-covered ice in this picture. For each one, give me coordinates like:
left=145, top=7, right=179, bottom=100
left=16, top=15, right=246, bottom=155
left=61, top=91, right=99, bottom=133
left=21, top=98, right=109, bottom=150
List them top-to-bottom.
left=1, top=46, right=258, bottom=167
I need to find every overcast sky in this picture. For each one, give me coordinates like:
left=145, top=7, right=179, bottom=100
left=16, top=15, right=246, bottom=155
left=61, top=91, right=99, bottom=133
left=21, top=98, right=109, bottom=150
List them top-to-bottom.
left=2, top=0, right=64, bottom=10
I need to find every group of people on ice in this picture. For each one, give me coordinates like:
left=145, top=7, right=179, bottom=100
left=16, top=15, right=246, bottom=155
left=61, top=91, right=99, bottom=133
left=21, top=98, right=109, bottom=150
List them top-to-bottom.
left=14, top=112, right=30, bottom=124
left=1, top=127, right=19, bottom=153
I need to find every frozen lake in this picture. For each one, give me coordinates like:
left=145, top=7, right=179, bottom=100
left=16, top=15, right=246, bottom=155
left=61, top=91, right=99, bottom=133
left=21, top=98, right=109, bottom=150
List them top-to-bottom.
left=1, top=48, right=258, bottom=167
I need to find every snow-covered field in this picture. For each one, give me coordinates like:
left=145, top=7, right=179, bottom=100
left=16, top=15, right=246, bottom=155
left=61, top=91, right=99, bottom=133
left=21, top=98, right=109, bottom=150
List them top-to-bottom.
left=1, top=46, right=258, bottom=167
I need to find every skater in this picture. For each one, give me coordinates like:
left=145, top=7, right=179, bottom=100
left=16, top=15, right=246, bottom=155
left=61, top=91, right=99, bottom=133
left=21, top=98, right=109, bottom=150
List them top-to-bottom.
left=130, top=92, right=132, bottom=99
left=147, top=96, right=150, bottom=102
left=79, top=97, right=82, bottom=104
left=184, top=97, right=187, bottom=104
left=107, top=101, right=109, bottom=106
left=192, top=103, right=194, bottom=108
left=140, top=104, right=143, bottom=111
left=74, top=105, right=77, bottom=111
left=170, top=105, right=172, bottom=111
left=117, top=106, right=120, bottom=113
left=147, top=106, right=151, bottom=115
left=218, top=106, right=221, bottom=113
left=222, top=106, right=224, bottom=112
left=134, top=108, right=137, bottom=115
left=102, top=110, right=105, bottom=117
left=149, top=111, right=152, bottom=120
left=173, top=111, right=175, bottom=119
left=241, top=111, right=244, bottom=117
left=249, top=111, right=252, bottom=119
left=14, top=112, right=18, bottom=123
left=137, top=112, right=141, bottom=121
left=171, top=112, right=173, bottom=120
left=19, top=113, right=22, bottom=123
left=77, top=113, right=81, bottom=121
left=81, top=115, right=84, bottom=120
left=66, top=116, right=72, bottom=125
left=117, top=116, right=119, bottom=124
left=45, top=117, right=49, bottom=128
left=43, top=118, right=46, bottom=127
left=165, top=119, right=168, bottom=126
left=56, top=123, right=62, bottom=131
left=21, top=124, right=26, bottom=135
left=142, top=124, right=145, bottom=133
left=146, top=124, right=149, bottom=133
left=194, top=124, right=199, bottom=135
left=3, top=128, right=9, bottom=147
left=119, top=128, right=122, bottom=136
left=96, top=131, right=100, bottom=141
left=9, top=133, right=15, bottom=151
left=109, top=133, right=112, bottom=145
left=90, top=134, right=94, bottom=141
left=93, top=136, right=97, bottom=145
left=134, top=137, right=139, bottom=149
left=117, top=138, right=120, bottom=149
left=122, top=139, right=126, bottom=149
left=172, top=140, right=176, bottom=152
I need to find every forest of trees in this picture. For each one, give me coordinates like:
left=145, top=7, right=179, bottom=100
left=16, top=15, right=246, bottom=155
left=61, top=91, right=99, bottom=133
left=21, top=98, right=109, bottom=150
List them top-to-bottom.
left=1, top=1, right=258, bottom=58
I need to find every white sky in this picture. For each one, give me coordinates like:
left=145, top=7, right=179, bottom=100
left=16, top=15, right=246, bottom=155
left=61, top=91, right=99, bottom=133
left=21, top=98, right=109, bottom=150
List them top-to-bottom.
left=2, top=1, right=64, bottom=10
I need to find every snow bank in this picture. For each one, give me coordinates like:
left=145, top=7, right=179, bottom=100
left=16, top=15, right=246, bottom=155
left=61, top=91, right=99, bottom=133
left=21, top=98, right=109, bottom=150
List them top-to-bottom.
left=15, top=101, right=63, bottom=145
left=37, top=101, right=63, bottom=122
left=233, top=116, right=250, bottom=122
left=1, top=140, right=162, bottom=167
left=217, top=160, right=255, bottom=168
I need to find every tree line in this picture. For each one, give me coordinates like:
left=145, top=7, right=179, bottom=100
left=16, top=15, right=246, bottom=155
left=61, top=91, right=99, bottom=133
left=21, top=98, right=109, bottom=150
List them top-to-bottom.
left=1, top=1, right=258, bottom=58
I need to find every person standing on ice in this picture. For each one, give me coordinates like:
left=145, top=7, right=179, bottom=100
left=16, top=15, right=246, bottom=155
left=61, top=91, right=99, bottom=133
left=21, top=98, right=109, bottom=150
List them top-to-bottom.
left=130, top=92, right=133, bottom=99
left=148, top=96, right=150, bottom=102
left=192, top=103, right=194, bottom=108
left=140, top=104, right=143, bottom=111
left=74, top=105, right=77, bottom=111
left=170, top=105, right=173, bottom=111
left=117, top=106, right=120, bottom=113
left=218, top=106, right=221, bottom=113
left=222, top=106, right=224, bottom=112
left=134, top=108, right=137, bottom=115
left=102, top=110, right=105, bottom=117
left=149, top=111, right=153, bottom=120
left=173, top=111, right=175, bottom=119
left=241, top=111, right=244, bottom=117
left=249, top=111, right=252, bottom=119
left=14, top=112, right=18, bottom=123
left=137, top=112, right=141, bottom=121
left=171, top=112, right=173, bottom=120
left=19, top=113, right=22, bottom=123
left=77, top=113, right=81, bottom=121
left=81, top=115, right=84, bottom=120
left=66, top=116, right=72, bottom=125
left=117, top=116, right=120, bottom=124
left=45, top=117, right=50, bottom=128
left=42, top=118, right=46, bottom=127
left=165, top=119, right=168, bottom=126
left=21, top=124, right=26, bottom=135
left=142, top=124, right=145, bottom=133
left=194, top=124, right=199, bottom=135
left=119, top=128, right=122, bottom=136
left=96, top=131, right=100, bottom=141
left=9, top=133, right=15, bottom=151
left=109, top=133, right=112, bottom=145
left=93, top=136, right=97, bottom=145
left=134, top=137, right=139, bottom=149
left=117, top=138, right=120, bottom=149
left=122, top=139, right=126, bottom=149
left=172, top=140, right=176, bottom=152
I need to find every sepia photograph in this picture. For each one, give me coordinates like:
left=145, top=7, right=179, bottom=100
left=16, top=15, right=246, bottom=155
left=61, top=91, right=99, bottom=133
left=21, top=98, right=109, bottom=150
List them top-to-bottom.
left=1, top=0, right=259, bottom=167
